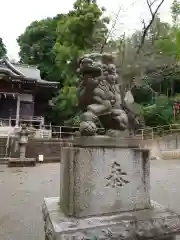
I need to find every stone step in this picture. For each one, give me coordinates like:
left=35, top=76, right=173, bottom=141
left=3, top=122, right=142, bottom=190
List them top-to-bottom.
left=0, top=157, right=8, bottom=165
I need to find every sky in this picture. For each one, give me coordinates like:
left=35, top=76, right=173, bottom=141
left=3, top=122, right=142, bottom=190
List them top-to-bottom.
left=0, top=0, right=173, bottom=60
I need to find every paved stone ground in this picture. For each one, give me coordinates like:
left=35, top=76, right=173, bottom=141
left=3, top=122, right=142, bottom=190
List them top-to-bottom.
left=0, top=160, right=180, bottom=240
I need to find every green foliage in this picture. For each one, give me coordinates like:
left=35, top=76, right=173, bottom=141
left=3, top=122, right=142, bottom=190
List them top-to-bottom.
left=17, top=0, right=180, bottom=128
left=17, top=0, right=109, bottom=125
left=52, top=0, right=109, bottom=124
left=54, top=0, right=108, bottom=74
left=171, top=0, right=180, bottom=25
left=128, top=4, right=180, bottom=127
left=17, top=14, right=64, bottom=81
left=176, top=30, right=180, bottom=60
left=0, top=38, right=7, bottom=58
left=154, top=38, right=176, bottom=56
left=53, top=85, right=78, bottom=124
left=131, top=85, right=153, bottom=105
left=174, top=93, right=180, bottom=101
left=155, top=94, right=169, bottom=106
left=144, top=95, right=173, bottom=127
left=64, top=115, right=81, bottom=126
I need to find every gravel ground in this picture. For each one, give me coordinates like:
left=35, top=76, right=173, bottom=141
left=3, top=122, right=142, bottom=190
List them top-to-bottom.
left=0, top=160, right=180, bottom=240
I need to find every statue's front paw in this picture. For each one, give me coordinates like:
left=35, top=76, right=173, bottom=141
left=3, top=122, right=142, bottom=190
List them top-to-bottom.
left=103, top=100, right=112, bottom=110
left=79, top=121, right=97, bottom=136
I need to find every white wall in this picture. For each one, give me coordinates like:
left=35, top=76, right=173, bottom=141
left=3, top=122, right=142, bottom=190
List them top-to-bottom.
left=19, top=94, right=33, bottom=102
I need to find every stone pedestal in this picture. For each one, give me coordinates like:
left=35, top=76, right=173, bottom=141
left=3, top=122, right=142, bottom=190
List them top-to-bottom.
left=42, top=136, right=180, bottom=240
left=60, top=137, right=150, bottom=217
left=43, top=197, right=179, bottom=240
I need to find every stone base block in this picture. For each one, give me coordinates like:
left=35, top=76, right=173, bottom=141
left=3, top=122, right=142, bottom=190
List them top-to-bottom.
left=61, top=136, right=151, bottom=218
left=8, top=158, right=36, bottom=167
left=42, top=197, right=180, bottom=240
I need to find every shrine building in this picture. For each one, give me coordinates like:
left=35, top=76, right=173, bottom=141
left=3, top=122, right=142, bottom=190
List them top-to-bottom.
left=0, top=58, right=58, bottom=128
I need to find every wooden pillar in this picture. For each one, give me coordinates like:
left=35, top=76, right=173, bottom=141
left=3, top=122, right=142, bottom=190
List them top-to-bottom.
left=15, top=95, right=20, bottom=126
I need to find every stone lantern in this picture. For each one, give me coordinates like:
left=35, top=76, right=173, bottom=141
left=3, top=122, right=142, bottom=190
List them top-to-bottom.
left=8, top=124, right=36, bottom=167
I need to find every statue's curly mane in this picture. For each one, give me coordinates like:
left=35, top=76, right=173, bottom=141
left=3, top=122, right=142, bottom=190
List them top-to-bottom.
left=77, top=52, right=142, bottom=136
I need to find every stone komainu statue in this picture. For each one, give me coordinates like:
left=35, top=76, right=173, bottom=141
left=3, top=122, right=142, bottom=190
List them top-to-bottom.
left=77, top=53, right=143, bottom=136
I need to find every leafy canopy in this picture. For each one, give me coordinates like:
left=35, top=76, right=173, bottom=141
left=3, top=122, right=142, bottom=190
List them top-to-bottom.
left=17, top=0, right=109, bottom=125
left=17, top=0, right=180, bottom=128
left=52, top=0, right=109, bottom=124
left=17, top=14, right=65, bottom=82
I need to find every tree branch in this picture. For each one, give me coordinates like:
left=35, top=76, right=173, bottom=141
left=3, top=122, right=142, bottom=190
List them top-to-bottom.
left=135, top=0, right=165, bottom=57
left=147, top=0, right=154, bottom=16
left=100, top=1, right=136, bottom=53
left=100, top=6, right=122, bottom=53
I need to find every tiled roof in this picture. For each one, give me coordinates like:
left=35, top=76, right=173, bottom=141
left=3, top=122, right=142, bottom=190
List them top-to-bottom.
left=0, top=58, right=58, bottom=87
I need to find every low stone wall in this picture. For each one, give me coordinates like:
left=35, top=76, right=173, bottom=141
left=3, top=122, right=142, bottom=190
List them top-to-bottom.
left=5, top=133, right=180, bottom=163
left=145, top=133, right=180, bottom=160
left=155, top=134, right=180, bottom=151
left=8, top=138, right=72, bottom=163
left=26, top=139, right=62, bottom=162
left=161, top=150, right=180, bottom=159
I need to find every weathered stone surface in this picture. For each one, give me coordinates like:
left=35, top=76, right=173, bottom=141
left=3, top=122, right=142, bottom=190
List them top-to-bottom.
left=77, top=53, right=142, bottom=136
left=8, top=124, right=36, bottom=167
left=74, top=135, right=148, bottom=148
left=60, top=136, right=150, bottom=218
left=42, top=197, right=180, bottom=240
